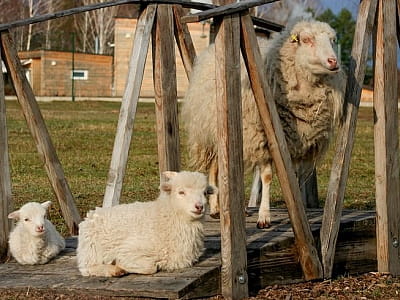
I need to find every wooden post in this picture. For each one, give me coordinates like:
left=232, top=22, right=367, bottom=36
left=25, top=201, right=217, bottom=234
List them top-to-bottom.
left=320, top=0, right=378, bottom=278
left=374, top=0, right=400, bottom=274
left=153, top=4, right=180, bottom=174
left=103, top=5, right=157, bottom=207
left=173, top=5, right=197, bottom=79
left=240, top=12, right=323, bottom=280
left=215, top=14, right=248, bottom=299
left=0, top=31, right=81, bottom=235
left=0, top=45, right=12, bottom=260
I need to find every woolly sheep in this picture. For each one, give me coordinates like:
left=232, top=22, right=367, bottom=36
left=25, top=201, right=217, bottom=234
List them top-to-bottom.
left=181, top=19, right=346, bottom=228
left=77, top=171, right=217, bottom=277
left=8, top=201, right=66, bottom=265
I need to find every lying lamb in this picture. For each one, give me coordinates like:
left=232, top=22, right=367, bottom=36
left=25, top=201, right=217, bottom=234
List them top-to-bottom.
left=181, top=19, right=346, bottom=228
left=77, top=171, right=217, bottom=277
left=8, top=201, right=66, bottom=265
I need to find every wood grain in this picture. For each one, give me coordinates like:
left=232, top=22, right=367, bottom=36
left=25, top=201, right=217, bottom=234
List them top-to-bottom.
left=320, top=0, right=378, bottom=279
left=374, top=0, right=400, bottom=274
left=153, top=4, right=180, bottom=173
left=103, top=5, right=157, bottom=207
left=240, top=12, right=323, bottom=280
left=215, top=14, right=248, bottom=299
left=0, top=32, right=81, bottom=235
left=0, top=44, right=12, bottom=259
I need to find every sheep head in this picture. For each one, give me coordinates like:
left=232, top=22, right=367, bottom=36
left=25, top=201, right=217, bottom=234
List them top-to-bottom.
left=288, top=20, right=340, bottom=76
left=160, top=171, right=217, bottom=220
left=8, top=201, right=52, bottom=237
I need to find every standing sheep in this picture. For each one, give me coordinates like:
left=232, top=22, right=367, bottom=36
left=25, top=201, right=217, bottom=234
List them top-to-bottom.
left=181, top=19, right=346, bottom=228
left=77, top=171, right=217, bottom=277
left=8, top=201, right=66, bottom=265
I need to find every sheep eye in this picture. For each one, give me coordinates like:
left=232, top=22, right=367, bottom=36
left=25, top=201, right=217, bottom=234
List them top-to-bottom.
left=178, top=191, right=185, bottom=195
left=24, top=218, right=29, bottom=222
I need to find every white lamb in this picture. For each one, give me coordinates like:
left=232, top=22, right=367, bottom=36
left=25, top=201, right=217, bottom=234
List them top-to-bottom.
left=181, top=19, right=346, bottom=228
left=77, top=171, right=217, bottom=277
left=8, top=201, right=66, bottom=265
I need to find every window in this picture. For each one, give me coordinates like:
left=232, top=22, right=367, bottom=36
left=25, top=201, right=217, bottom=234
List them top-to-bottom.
left=71, top=70, right=88, bottom=80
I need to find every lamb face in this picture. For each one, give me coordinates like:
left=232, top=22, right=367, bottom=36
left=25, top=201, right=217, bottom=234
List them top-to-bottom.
left=291, top=21, right=340, bottom=75
left=8, top=201, right=52, bottom=237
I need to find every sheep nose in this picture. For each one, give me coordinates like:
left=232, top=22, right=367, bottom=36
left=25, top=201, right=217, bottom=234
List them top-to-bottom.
left=327, top=57, right=337, bottom=69
left=195, top=203, right=203, bottom=212
left=36, top=225, right=44, bottom=232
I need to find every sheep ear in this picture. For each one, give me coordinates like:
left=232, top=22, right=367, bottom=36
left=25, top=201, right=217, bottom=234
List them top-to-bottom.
left=161, top=171, right=178, bottom=182
left=160, top=183, right=172, bottom=194
left=41, top=201, right=52, bottom=210
left=8, top=210, right=20, bottom=220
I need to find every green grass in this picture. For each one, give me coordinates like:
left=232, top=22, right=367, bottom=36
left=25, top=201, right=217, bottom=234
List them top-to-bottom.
left=5, top=100, right=380, bottom=236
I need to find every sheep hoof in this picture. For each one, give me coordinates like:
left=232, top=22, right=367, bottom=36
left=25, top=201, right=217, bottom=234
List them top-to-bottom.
left=210, top=212, right=220, bottom=219
left=256, top=221, right=271, bottom=229
left=112, top=266, right=128, bottom=277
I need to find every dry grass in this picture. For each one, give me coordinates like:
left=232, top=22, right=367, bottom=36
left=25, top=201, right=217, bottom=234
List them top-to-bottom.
left=5, top=100, right=379, bottom=236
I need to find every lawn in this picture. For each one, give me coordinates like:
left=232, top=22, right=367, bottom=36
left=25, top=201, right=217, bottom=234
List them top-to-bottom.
left=4, top=100, right=378, bottom=236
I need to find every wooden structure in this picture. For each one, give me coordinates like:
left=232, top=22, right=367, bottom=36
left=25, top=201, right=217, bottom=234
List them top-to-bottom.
left=0, top=0, right=399, bottom=298
left=0, top=209, right=377, bottom=298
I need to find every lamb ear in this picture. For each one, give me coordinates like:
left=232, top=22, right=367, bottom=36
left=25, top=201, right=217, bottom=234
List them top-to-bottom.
left=161, top=171, right=178, bottom=182
left=160, top=182, right=172, bottom=194
left=41, top=201, right=52, bottom=210
left=8, top=210, right=20, bottom=220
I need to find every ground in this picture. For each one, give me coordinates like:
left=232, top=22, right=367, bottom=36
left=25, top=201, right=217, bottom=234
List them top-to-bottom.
left=0, top=273, right=399, bottom=299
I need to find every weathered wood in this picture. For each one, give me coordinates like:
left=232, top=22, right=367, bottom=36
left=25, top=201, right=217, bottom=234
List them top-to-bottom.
left=181, top=0, right=278, bottom=23
left=320, top=0, right=378, bottom=279
left=374, top=0, right=400, bottom=275
left=397, top=0, right=400, bottom=47
left=103, top=5, right=157, bottom=207
left=153, top=5, right=180, bottom=173
left=173, top=5, right=197, bottom=79
left=240, top=12, right=323, bottom=281
left=215, top=14, right=248, bottom=299
left=0, top=32, right=81, bottom=235
left=0, top=45, right=12, bottom=260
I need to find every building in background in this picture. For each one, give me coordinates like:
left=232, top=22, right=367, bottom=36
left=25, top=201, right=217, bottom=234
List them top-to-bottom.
left=114, top=18, right=210, bottom=98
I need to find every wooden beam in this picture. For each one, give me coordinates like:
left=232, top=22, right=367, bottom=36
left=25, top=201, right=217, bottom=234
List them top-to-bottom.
left=320, top=0, right=378, bottom=279
left=374, top=0, right=400, bottom=274
left=397, top=0, right=400, bottom=47
left=103, top=5, right=157, bottom=207
left=153, top=5, right=180, bottom=173
left=173, top=5, right=196, bottom=79
left=240, top=12, right=323, bottom=281
left=215, top=14, right=248, bottom=299
left=0, top=32, right=81, bottom=235
left=0, top=45, right=12, bottom=260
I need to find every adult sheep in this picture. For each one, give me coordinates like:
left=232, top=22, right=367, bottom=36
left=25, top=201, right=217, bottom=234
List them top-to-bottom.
left=181, top=19, right=346, bottom=229
left=77, top=171, right=217, bottom=277
left=8, top=201, right=66, bottom=265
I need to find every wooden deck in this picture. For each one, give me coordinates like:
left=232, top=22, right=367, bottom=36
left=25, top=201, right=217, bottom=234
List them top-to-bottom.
left=0, top=209, right=376, bottom=298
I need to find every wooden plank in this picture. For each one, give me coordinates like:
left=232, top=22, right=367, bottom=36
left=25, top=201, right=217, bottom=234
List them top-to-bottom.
left=181, top=0, right=278, bottom=23
left=320, top=0, right=378, bottom=279
left=374, top=0, right=400, bottom=275
left=397, top=0, right=400, bottom=47
left=153, top=4, right=180, bottom=174
left=103, top=5, right=157, bottom=207
left=173, top=5, right=197, bottom=79
left=239, top=12, right=323, bottom=281
left=215, top=14, right=248, bottom=299
left=0, top=32, right=81, bottom=235
left=0, top=44, right=12, bottom=260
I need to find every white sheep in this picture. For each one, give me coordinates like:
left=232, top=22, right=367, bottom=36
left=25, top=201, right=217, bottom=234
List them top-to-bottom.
left=181, top=19, right=346, bottom=228
left=77, top=171, right=217, bottom=277
left=8, top=201, right=66, bottom=265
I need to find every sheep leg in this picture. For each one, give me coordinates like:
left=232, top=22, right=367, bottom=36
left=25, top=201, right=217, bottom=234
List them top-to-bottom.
left=208, top=158, right=220, bottom=219
left=257, top=163, right=272, bottom=229
left=117, top=256, right=158, bottom=275
left=80, top=264, right=128, bottom=277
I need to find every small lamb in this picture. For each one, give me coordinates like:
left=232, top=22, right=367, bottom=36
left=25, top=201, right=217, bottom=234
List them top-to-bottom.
left=77, top=171, right=217, bottom=277
left=8, top=201, right=66, bottom=265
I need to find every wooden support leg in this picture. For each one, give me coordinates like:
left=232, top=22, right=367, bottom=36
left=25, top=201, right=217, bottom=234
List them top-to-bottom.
left=320, top=0, right=378, bottom=279
left=374, top=0, right=400, bottom=274
left=153, top=4, right=180, bottom=174
left=103, top=5, right=157, bottom=207
left=173, top=5, right=197, bottom=79
left=240, top=12, right=322, bottom=281
left=215, top=14, right=248, bottom=299
left=0, top=31, right=81, bottom=235
left=0, top=45, right=12, bottom=260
